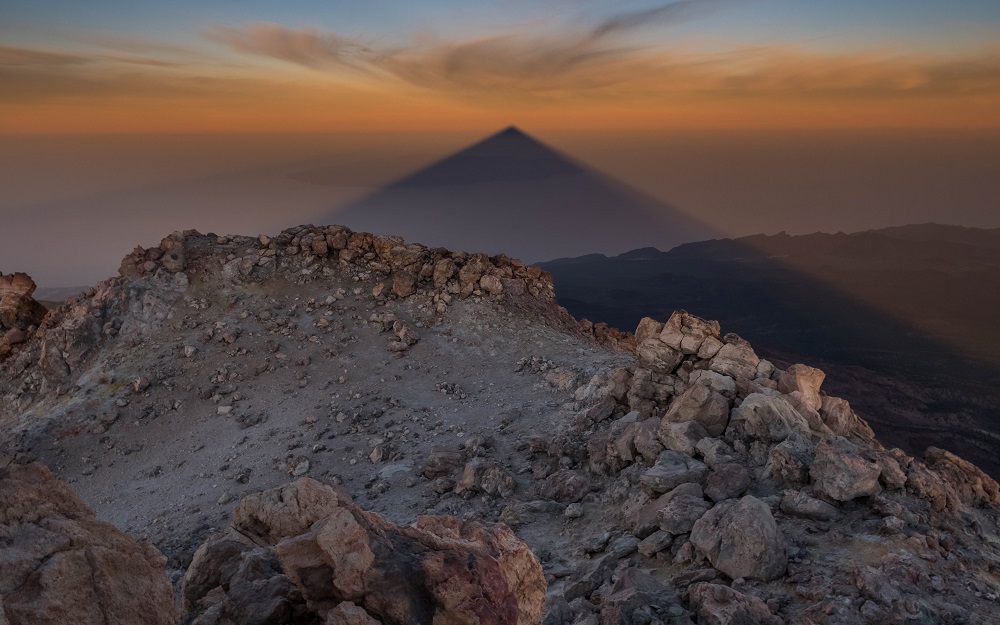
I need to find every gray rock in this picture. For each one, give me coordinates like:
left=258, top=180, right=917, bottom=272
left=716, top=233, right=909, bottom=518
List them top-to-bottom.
left=636, top=337, right=684, bottom=374
left=708, top=338, right=760, bottom=379
left=777, top=363, right=826, bottom=412
left=661, top=383, right=731, bottom=437
left=738, top=393, right=813, bottom=444
left=658, top=421, right=709, bottom=457
left=765, top=434, right=815, bottom=487
left=810, top=436, right=882, bottom=501
left=640, top=451, right=710, bottom=495
left=704, top=463, right=753, bottom=503
left=629, top=482, right=704, bottom=538
left=779, top=490, right=841, bottom=521
left=658, top=494, right=712, bottom=535
left=690, top=496, right=787, bottom=581
left=637, top=530, right=673, bottom=557
left=688, top=582, right=783, bottom=625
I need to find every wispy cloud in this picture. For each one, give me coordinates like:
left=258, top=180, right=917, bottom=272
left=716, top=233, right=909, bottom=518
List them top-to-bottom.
left=588, top=0, right=733, bottom=40
left=202, top=16, right=1000, bottom=103
left=204, top=23, right=376, bottom=70
left=0, top=44, right=93, bottom=67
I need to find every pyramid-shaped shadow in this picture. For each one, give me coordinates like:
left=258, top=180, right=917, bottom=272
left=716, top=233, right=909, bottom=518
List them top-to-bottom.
left=324, top=127, right=719, bottom=262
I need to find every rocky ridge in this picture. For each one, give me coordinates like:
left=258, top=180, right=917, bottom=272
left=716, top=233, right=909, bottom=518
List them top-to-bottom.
left=1, top=224, right=999, bottom=624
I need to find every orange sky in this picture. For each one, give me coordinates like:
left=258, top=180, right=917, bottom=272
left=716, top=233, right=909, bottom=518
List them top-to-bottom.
left=3, top=14, right=1000, bottom=134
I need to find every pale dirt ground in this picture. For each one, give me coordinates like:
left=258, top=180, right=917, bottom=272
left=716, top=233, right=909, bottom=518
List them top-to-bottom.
left=14, top=272, right=633, bottom=587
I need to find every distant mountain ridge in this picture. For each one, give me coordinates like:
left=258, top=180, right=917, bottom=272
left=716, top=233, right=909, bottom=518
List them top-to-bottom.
left=325, top=126, right=716, bottom=263
left=539, top=223, right=1000, bottom=477
left=543, top=223, right=1000, bottom=264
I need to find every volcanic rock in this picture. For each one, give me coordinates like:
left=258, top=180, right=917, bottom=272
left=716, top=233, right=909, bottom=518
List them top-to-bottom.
left=0, top=463, right=175, bottom=625
left=185, top=478, right=545, bottom=625
left=690, top=496, right=787, bottom=581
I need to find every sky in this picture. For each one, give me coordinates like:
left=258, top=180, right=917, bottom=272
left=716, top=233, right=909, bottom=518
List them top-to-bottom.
left=2, top=0, right=1000, bottom=132
left=1, top=1, right=999, bottom=286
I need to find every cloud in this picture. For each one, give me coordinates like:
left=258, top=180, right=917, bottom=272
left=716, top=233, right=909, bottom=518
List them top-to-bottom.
left=588, top=0, right=733, bottom=40
left=202, top=17, right=1000, bottom=104
left=204, top=23, right=374, bottom=70
left=0, top=45, right=92, bottom=67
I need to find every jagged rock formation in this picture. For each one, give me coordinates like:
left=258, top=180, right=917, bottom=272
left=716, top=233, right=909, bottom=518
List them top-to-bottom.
left=1, top=225, right=999, bottom=624
left=0, top=272, right=46, bottom=361
left=0, top=462, right=176, bottom=625
left=183, top=477, right=545, bottom=625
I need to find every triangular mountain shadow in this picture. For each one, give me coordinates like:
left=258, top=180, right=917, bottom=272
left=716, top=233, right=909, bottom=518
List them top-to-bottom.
left=323, top=127, right=719, bottom=263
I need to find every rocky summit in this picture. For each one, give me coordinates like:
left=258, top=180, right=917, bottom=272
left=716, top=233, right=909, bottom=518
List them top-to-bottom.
left=2, top=224, right=1000, bottom=624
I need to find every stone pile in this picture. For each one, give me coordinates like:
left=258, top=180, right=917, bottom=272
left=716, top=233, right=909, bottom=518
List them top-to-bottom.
left=1, top=225, right=570, bottom=406
left=531, top=309, right=1000, bottom=623
left=182, top=477, right=546, bottom=625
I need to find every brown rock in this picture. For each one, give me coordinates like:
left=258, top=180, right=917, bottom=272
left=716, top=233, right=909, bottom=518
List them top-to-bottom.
left=432, top=258, right=457, bottom=287
left=0, top=272, right=46, bottom=336
left=392, top=272, right=417, bottom=298
left=479, top=274, right=504, bottom=295
left=658, top=421, right=709, bottom=457
left=923, top=446, right=1000, bottom=508
left=422, top=448, right=465, bottom=479
left=455, top=459, right=516, bottom=498
left=0, top=463, right=175, bottom=625
left=703, top=463, right=753, bottom=503
left=541, top=470, right=590, bottom=503
left=231, top=477, right=352, bottom=545
left=188, top=478, right=545, bottom=625
left=658, top=494, right=711, bottom=535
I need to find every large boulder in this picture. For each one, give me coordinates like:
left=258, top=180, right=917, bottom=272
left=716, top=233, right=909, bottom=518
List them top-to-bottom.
left=0, top=272, right=46, bottom=359
left=0, top=273, right=46, bottom=330
left=657, top=310, right=721, bottom=355
left=708, top=337, right=760, bottom=379
left=635, top=338, right=684, bottom=375
left=776, top=364, right=825, bottom=412
left=660, top=383, right=731, bottom=437
left=737, top=393, right=813, bottom=444
left=818, top=396, right=875, bottom=440
left=810, top=436, right=882, bottom=502
left=923, top=447, right=1000, bottom=508
left=0, top=463, right=175, bottom=625
left=184, top=478, right=545, bottom=625
left=690, top=496, right=787, bottom=581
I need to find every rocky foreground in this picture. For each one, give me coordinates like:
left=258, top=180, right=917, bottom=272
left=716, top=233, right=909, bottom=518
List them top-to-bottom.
left=2, top=224, right=1000, bottom=624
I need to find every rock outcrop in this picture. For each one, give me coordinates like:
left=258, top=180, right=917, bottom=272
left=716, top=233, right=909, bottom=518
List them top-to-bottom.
left=2, top=227, right=1000, bottom=625
left=0, top=273, right=46, bottom=360
left=0, top=462, right=175, bottom=625
left=183, top=477, right=546, bottom=625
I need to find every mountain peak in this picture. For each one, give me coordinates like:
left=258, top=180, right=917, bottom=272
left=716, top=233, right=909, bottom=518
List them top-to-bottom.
left=382, top=125, right=580, bottom=189
left=496, top=125, right=526, bottom=137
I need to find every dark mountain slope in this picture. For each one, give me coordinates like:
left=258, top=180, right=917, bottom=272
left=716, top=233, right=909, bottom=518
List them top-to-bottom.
left=540, top=226, right=1000, bottom=477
